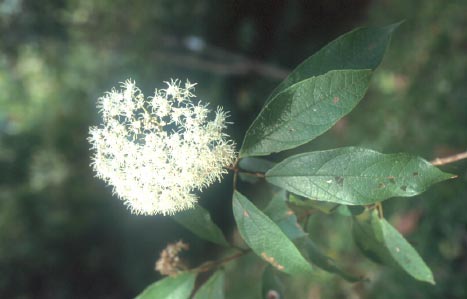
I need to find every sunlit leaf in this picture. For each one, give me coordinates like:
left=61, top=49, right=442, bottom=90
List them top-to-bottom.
left=266, top=22, right=401, bottom=104
left=240, top=70, right=372, bottom=157
left=266, top=147, right=454, bottom=205
left=232, top=191, right=312, bottom=274
left=353, top=210, right=434, bottom=284
left=135, top=272, right=196, bottom=299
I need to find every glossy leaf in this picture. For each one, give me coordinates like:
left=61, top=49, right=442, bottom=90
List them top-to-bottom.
left=266, top=23, right=401, bottom=104
left=240, top=69, right=372, bottom=157
left=266, top=147, right=453, bottom=205
left=232, top=191, right=312, bottom=274
left=263, top=191, right=307, bottom=240
left=173, top=204, right=229, bottom=246
left=353, top=210, right=434, bottom=284
left=304, top=238, right=361, bottom=282
left=261, top=265, right=285, bottom=299
left=193, top=270, right=225, bottom=299
left=135, top=272, right=196, bottom=299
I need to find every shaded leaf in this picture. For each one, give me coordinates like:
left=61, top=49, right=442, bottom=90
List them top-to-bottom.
left=266, top=23, right=401, bottom=104
left=240, top=70, right=372, bottom=157
left=266, top=147, right=453, bottom=205
left=238, top=157, right=276, bottom=173
left=232, top=191, right=312, bottom=274
left=263, top=191, right=307, bottom=240
left=288, top=193, right=338, bottom=214
left=173, top=204, right=229, bottom=246
left=335, top=205, right=365, bottom=217
left=353, top=210, right=434, bottom=284
left=304, top=238, right=361, bottom=282
left=261, top=265, right=285, bottom=299
left=193, top=270, right=225, bottom=299
left=135, top=272, right=196, bottom=299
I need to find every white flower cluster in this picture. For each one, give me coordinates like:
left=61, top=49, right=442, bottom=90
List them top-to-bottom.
left=88, top=79, right=236, bottom=215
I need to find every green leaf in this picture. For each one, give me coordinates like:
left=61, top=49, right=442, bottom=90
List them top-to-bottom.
left=266, top=23, right=401, bottom=104
left=240, top=69, right=372, bottom=157
left=266, top=147, right=454, bottom=205
left=238, top=157, right=276, bottom=173
left=238, top=157, right=275, bottom=183
left=232, top=191, right=312, bottom=274
left=263, top=191, right=307, bottom=240
left=288, top=193, right=338, bottom=214
left=173, top=204, right=229, bottom=247
left=335, top=205, right=365, bottom=217
left=353, top=210, right=434, bottom=284
left=304, top=238, right=362, bottom=282
left=261, top=265, right=285, bottom=299
left=193, top=270, right=225, bottom=299
left=135, top=272, right=196, bottom=299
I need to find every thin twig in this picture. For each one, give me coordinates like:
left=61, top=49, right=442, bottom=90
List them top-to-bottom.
left=153, top=51, right=289, bottom=80
left=431, top=151, right=467, bottom=166
left=237, top=170, right=265, bottom=178
left=193, top=250, right=250, bottom=273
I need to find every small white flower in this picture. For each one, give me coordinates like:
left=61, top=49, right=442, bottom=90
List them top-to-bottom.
left=88, top=79, right=236, bottom=215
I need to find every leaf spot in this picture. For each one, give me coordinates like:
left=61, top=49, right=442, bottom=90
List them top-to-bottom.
left=333, top=96, right=340, bottom=104
left=412, top=172, right=419, bottom=176
left=334, top=176, right=344, bottom=187
left=387, top=176, right=396, bottom=184
left=326, top=179, right=333, bottom=184
left=378, top=183, right=386, bottom=189
left=400, top=185, right=407, bottom=192
left=243, top=210, right=250, bottom=217
left=395, top=247, right=400, bottom=253
left=261, top=252, right=285, bottom=271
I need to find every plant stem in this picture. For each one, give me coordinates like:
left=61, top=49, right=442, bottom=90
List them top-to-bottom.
left=431, top=151, right=467, bottom=166
left=192, top=249, right=250, bottom=273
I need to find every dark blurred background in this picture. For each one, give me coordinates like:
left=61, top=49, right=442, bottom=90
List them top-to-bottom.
left=0, top=0, right=466, bottom=298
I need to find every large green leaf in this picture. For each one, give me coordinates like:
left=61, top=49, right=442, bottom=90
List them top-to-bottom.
left=266, top=23, right=400, bottom=104
left=239, top=69, right=372, bottom=157
left=266, top=147, right=453, bottom=205
left=232, top=191, right=312, bottom=274
left=263, top=191, right=307, bottom=240
left=173, top=204, right=229, bottom=247
left=353, top=210, right=434, bottom=284
left=193, top=270, right=225, bottom=299
left=135, top=272, right=196, bottom=299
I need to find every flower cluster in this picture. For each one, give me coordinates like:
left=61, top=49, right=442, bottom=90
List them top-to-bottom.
left=88, top=79, right=236, bottom=215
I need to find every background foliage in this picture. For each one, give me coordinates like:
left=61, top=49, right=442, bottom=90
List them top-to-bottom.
left=0, top=0, right=466, bottom=298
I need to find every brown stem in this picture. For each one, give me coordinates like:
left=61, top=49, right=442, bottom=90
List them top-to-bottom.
left=431, top=151, right=467, bottom=166
left=237, top=170, right=266, bottom=178
left=193, top=249, right=250, bottom=273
